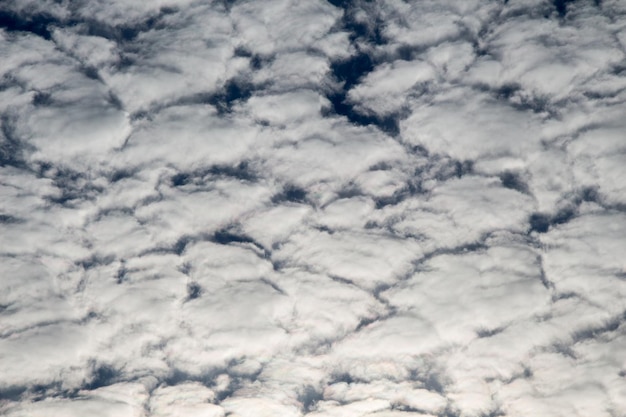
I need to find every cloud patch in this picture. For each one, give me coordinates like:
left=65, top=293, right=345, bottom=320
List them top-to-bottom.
left=1, top=0, right=625, bottom=416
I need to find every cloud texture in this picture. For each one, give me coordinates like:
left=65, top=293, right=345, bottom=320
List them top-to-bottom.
left=1, top=0, right=625, bottom=416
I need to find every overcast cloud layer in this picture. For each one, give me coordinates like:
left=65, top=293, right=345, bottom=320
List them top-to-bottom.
left=1, top=0, right=626, bottom=416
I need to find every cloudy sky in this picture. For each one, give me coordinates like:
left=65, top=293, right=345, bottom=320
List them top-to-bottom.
left=1, top=0, right=626, bottom=416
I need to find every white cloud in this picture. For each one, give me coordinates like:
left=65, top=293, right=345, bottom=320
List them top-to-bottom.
left=1, top=0, right=625, bottom=416
left=230, top=0, right=340, bottom=55
left=347, top=59, right=435, bottom=115
left=400, top=87, right=543, bottom=161
left=245, top=90, right=328, bottom=125
left=274, top=228, right=421, bottom=285
left=149, top=382, right=224, bottom=417
left=222, top=397, right=301, bottom=417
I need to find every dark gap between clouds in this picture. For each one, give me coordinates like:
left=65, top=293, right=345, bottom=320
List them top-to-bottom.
left=327, top=0, right=385, bottom=45
left=553, top=0, right=577, bottom=18
left=322, top=1, right=401, bottom=135
left=0, top=6, right=178, bottom=42
left=0, top=11, right=56, bottom=40
left=234, top=46, right=272, bottom=71
left=325, top=50, right=371, bottom=88
left=325, top=51, right=401, bottom=136
left=172, top=78, right=255, bottom=114
left=210, top=79, right=254, bottom=114
left=478, top=83, right=555, bottom=115
left=32, top=91, right=53, bottom=106
left=0, top=114, right=28, bottom=169
left=374, top=159, right=473, bottom=209
left=170, top=161, right=257, bottom=187
left=36, top=164, right=106, bottom=207
left=109, top=167, right=138, bottom=183
left=499, top=171, right=529, bottom=194
left=271, top=184, right=307, bottom=204
left=528, top=187, right=603, bottom=234
left=528, top=207, right=577, bottom=234
left=159, top=228, right=269, bottom=259
left=213, top=229, right=255, bottom=245
left=417, top=241, right=489, bottom=267
left=77, top=254, right=116, bottom=271
left=537, top=255, right=554, bottom=290
left=116, top=262, right=128, bottom=284
left=259, top=277, right=286, bottom=295
left=186, top=281, right=202, bottom=300
left=571, top=310, right=626, bottom=343
left=354, top=315, right=380, bottom=331
left=476, top=326, right=505, bottom=338
left=86, top=358, right=266, bottom=397
left=163, top=363, right=262, bottom=403
left=85, top=364, right=118, bottom=390
left=0, top=365, right=119, bottom=403
left=328, top=372, right=356, bottom=385
left=422, top=372, right=448, bottom=394
left=0, top=382, right=79, bottom=403
left=0, top=385, right=27, bottom=402
left=298, top=385, right=323, bottom=413
left=390, top=404, right=431, bottom=414
left=439, top=408, right=462, bottom=417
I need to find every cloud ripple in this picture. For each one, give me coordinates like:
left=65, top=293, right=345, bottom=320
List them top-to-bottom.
left=1, top=0, right=625, bottom=416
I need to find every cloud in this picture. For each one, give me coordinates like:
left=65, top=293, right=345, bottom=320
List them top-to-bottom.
left=1, top=0, right=625, bottom=416
left=347, top=59, right=436, bottom=116
left=149, top=381, right=225, bottom=417
left=2, top=382, right=151, bottom=417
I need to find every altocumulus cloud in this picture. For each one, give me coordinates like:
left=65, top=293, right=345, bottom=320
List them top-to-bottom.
left=1, top=0, right=626, bottom=416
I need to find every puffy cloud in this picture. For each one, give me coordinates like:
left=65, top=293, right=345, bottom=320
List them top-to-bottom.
left=1, top=0, right=625, bottom=416
left=347, top=59, right=436, bottom=115
left=2, top=382, right=151, bottom=417
left=149, top=382, right=225, bottom=417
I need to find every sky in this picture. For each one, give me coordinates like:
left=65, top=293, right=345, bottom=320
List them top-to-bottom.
left=0, top=0, right=625, bottom=416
